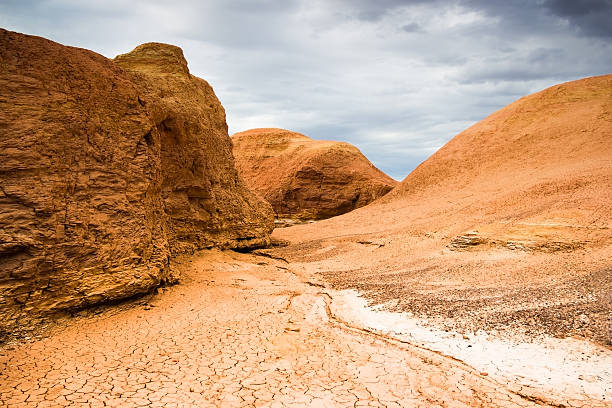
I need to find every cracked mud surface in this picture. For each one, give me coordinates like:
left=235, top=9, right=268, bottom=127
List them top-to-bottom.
left=0, top=250, right=556, bottom=407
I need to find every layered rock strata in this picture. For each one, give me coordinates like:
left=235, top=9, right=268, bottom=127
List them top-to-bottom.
left=0, top=29, right=273, bottom=338
left=114, top=43, right=274, bottom=252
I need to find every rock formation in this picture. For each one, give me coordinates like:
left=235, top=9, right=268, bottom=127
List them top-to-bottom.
left=0, top=29, right=273, bottom=339
left=114, top=43, right=274, bottom=252
left=232, top=128, right=398, bottom=222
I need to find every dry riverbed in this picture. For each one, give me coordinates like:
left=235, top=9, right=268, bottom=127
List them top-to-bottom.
left=0, top=250, right=608, bottom=407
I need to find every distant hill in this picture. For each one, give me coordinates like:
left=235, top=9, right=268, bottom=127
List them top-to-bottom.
left=281, top=74, right=612, bottom=245
left=232, top=128, right=398, bottom=221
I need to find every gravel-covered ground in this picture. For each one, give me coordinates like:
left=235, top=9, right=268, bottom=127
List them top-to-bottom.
left=267, top=235, right=612, bottom=346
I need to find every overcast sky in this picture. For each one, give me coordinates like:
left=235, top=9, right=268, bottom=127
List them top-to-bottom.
left=1, top=0, right=611, bottom=180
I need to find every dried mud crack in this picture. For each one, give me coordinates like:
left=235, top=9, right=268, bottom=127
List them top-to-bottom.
left=0, top=250, right=601, bottom=407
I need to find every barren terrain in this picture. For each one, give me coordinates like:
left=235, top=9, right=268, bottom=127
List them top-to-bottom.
left=0, top=30, right=610, bottom=408
left=272, top=74, right=612, bottom=346
left=232, top=128, right=397, bottom=221
left=266, top=235, right=611, bottom=346
left=0, top=250, right=583, bottom=408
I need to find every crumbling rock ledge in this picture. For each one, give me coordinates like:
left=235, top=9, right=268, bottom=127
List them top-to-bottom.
left=114, top=43, right=274, bottom=253
left=448, top=229, right=587, bottom=253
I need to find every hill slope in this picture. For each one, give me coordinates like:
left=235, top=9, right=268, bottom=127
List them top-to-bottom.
left=272, top=75, right=612, bottom=344
left=232, top=128, right=398, bottom=221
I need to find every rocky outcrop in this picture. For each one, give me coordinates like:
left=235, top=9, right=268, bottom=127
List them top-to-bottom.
left=0, top=29, right=273, bottom=339
left=114, top=44, right=274, bottom=252
left=232, top=128, right=398, bottom=221
left=447, top=231, right=485, bottom=249
left=447, top=231, right=583, bottom=252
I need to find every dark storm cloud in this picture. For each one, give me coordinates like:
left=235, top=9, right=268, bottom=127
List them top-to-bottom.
left=1, top=0, right=610, bottom=180
left=462, top=0, right=612, bottom=38
left=544, top=0, right=612, bottom=37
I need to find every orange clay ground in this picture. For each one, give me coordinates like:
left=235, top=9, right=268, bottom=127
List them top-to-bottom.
left=1, top=75, right=610, bottom=408
left=0, top=250, right=564, bottom=408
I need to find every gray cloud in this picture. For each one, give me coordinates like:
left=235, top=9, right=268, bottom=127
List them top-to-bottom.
left=1, top=0, right=610, bottom=180
left=544, top=0, right=612, bottom=37
left=401, top=22, right=422, bottom=32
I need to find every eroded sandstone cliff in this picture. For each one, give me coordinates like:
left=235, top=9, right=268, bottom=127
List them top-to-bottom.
left=0, top=30, right=273, bottom=339
left=114, top=43, right=274, bottom=253
left=232, top=128, right=398, bottom=221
